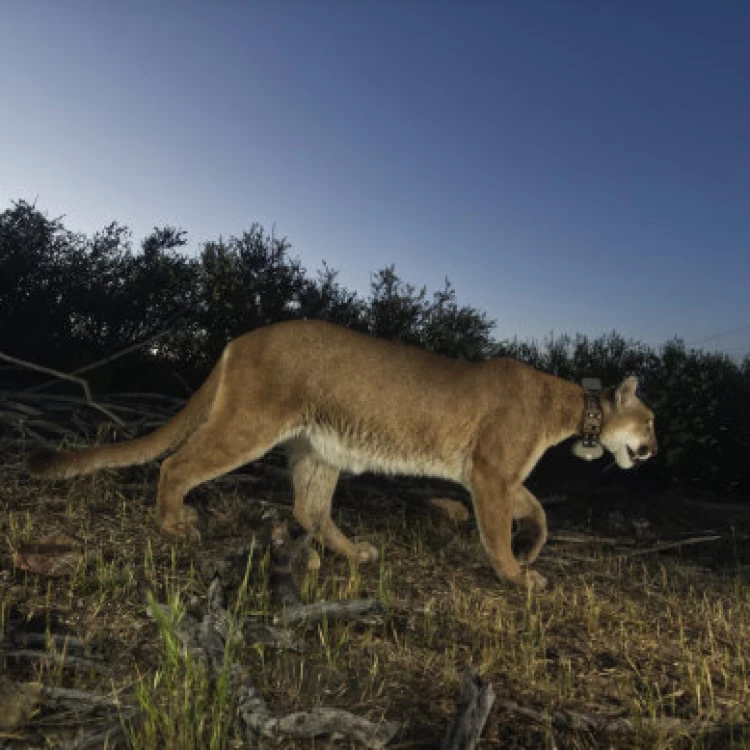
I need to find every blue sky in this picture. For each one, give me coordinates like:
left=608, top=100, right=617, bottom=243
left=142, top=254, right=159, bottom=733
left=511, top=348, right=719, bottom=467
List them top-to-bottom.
left=2, top=1, right=749, bottom=355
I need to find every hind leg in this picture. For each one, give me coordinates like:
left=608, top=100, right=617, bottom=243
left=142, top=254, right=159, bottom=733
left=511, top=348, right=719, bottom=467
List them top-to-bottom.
left=156, top=421, right=277, bottom=540
left=288, top=442, right=378, bottom=565
left=512, top=485, right=548, bottom=564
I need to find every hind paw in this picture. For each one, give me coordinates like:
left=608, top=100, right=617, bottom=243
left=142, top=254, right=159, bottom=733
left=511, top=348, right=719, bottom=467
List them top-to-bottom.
left=158, top=506, right=201, bottom=542
left=352, top=541, right=379, bottom=565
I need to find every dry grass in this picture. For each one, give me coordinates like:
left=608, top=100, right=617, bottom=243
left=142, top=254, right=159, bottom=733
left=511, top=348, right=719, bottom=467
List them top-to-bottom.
left=1, top=450, right=749, bottom=749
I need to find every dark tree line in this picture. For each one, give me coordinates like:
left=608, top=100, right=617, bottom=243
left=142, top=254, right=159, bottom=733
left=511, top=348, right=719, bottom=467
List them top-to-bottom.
left=2, top=200, right=749, bottom=490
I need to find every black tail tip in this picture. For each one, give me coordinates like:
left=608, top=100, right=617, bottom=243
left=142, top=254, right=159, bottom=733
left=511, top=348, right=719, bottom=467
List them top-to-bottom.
left=27, top=449, right=62, bottom=478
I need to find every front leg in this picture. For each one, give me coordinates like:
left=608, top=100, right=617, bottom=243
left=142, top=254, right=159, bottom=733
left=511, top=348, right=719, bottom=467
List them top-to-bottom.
left=469, top=466, right=547, bottom=592
left=512, top=485, right=548, bottom=565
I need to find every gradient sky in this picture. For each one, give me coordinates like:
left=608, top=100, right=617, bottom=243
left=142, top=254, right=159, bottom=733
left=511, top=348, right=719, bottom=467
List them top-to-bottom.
left=2, top=1, right=749, bottom=355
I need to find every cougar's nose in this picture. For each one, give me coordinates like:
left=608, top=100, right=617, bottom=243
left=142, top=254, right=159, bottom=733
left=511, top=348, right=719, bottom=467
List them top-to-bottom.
left=637, top=445, right=651, bottom=459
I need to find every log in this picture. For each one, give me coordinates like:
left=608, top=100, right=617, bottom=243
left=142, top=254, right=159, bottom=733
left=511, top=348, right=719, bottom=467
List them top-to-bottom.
left=441, top=669, right=495, bottom=750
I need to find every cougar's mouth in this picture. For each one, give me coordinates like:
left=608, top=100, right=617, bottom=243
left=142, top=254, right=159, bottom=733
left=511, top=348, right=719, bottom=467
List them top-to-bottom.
left=627, top=445, right=645, bottom=464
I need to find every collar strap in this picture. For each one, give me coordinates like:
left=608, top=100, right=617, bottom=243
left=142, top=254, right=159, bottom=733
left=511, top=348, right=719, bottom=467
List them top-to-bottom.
left=580, top=377, right=603, bottom=447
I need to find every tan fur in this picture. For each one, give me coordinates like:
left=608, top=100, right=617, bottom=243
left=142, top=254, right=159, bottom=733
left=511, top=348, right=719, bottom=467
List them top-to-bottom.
left=28, top=320, right=657, bottom=590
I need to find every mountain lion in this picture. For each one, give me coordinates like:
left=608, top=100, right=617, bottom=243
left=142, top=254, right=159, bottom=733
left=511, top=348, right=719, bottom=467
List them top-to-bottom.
left=28, top=320, right=657, bottom=591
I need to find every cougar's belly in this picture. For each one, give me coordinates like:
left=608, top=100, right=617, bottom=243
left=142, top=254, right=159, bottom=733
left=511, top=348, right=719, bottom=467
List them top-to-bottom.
left=303, top=425, right=460, bottom=480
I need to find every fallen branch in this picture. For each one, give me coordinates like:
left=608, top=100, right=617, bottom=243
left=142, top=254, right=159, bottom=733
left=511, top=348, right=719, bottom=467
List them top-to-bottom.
left=22, top=326, right=177, bottom=395
left=0, top=351, right=124, bottom=427
left=0, top=399, right=44, bottom=417
left=2, top=428, right=60, bottom=450
left=548, top=532, right=624, bottom=546
left=623, top=535, right=722, bottom=559
left=145, top=561, right=398, bottom=748
left=274, top=599, right=388, bottom=627
left=242, top=621, right=303, bottom=652
left=10, top=633, right=105, bottom=660
left=4, top=649, right=111, bottom=675
left=235, top=669, right=399, bottom=749
left=441, top=669, right=495, bottom=750
left=41, top=685, right=128, bottom=709
left=44, top=686, right=140, bottom=750
left=496, top=699, right=738, bottom=737
left=60, top=719, right=133, bottom=750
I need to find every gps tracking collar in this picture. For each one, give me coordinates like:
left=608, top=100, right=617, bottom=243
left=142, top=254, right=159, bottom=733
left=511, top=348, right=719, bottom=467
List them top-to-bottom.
left=570, top=377, right=604, bottom=461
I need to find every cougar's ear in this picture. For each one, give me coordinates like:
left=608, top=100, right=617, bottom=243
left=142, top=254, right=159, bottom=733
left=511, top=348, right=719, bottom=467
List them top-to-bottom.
left=614, top=376, right=638, bottom=407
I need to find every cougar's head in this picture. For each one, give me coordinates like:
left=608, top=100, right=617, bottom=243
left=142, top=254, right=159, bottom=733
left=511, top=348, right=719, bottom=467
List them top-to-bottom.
left=599, top=376, right=658, bottom=469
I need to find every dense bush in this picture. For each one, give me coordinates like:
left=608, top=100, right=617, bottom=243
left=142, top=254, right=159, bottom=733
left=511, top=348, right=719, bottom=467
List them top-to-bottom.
left=1, top=200, right=748, bottom=490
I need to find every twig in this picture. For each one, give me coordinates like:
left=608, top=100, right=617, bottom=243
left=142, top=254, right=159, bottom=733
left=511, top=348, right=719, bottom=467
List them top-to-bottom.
left=22, top=327, right=177, bottom=394
left=0, top=352, right=124, bottom=427
left=0, top=399, right=44, bottom=417
left=1, top=428, right=60, bottom=450
left=548, top=532, right=625, bottom=546
left=623, top=535, right=722, bottom=559
left=273, top=599, right=388, bottom=627
left=242, top=621, right=303, bottom=652
left=9, top=634, right=105, bottom=660
left=4, top=650, right=111, bottom=675
left=41, top=686, right=129, bottom=709
left=59, top=709, right=140, bottom=750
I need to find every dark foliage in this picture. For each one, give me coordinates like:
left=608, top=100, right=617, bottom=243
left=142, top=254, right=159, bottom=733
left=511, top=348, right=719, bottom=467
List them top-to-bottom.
left=1, top=200, right=748, bottom=491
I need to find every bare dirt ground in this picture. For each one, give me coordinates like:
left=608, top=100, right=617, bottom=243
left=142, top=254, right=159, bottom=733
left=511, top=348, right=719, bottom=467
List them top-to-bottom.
left=2, top=447, right=749, bottom=749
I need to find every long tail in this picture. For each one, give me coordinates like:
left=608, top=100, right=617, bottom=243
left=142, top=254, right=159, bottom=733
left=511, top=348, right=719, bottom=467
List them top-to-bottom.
left=27, top=364, right=221, bottom=479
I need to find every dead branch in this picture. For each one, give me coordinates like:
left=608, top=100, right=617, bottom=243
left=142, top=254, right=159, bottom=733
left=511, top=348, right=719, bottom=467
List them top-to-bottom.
left=22, top=327, right=176, bottom=394
left=0, top=351, right=124, bottom=427
left=0, top=399, right=44, bottom=417
left=2, top=427, right=60, bottom=450
left=548, top=532, right=625, bottom=546
left=623, top=535, right=722, bottom=559
left=146, top=566, right=398, bottom=748
left=274, top=599, right=388, bottom=628
left=242, top=621, right=304, bottom=651
left=10, top=633, right=105, bottom=660
left=4, top=649, right=112, bottom=675
left=235, top=669, right=399, bottom=748
left=441, top=669, right=495, bottom=750
left=41, top=685, right=128, bottom=709
left=497, top=698, right=722, bottom=736
left=60, top=719, right=134, bottom=750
